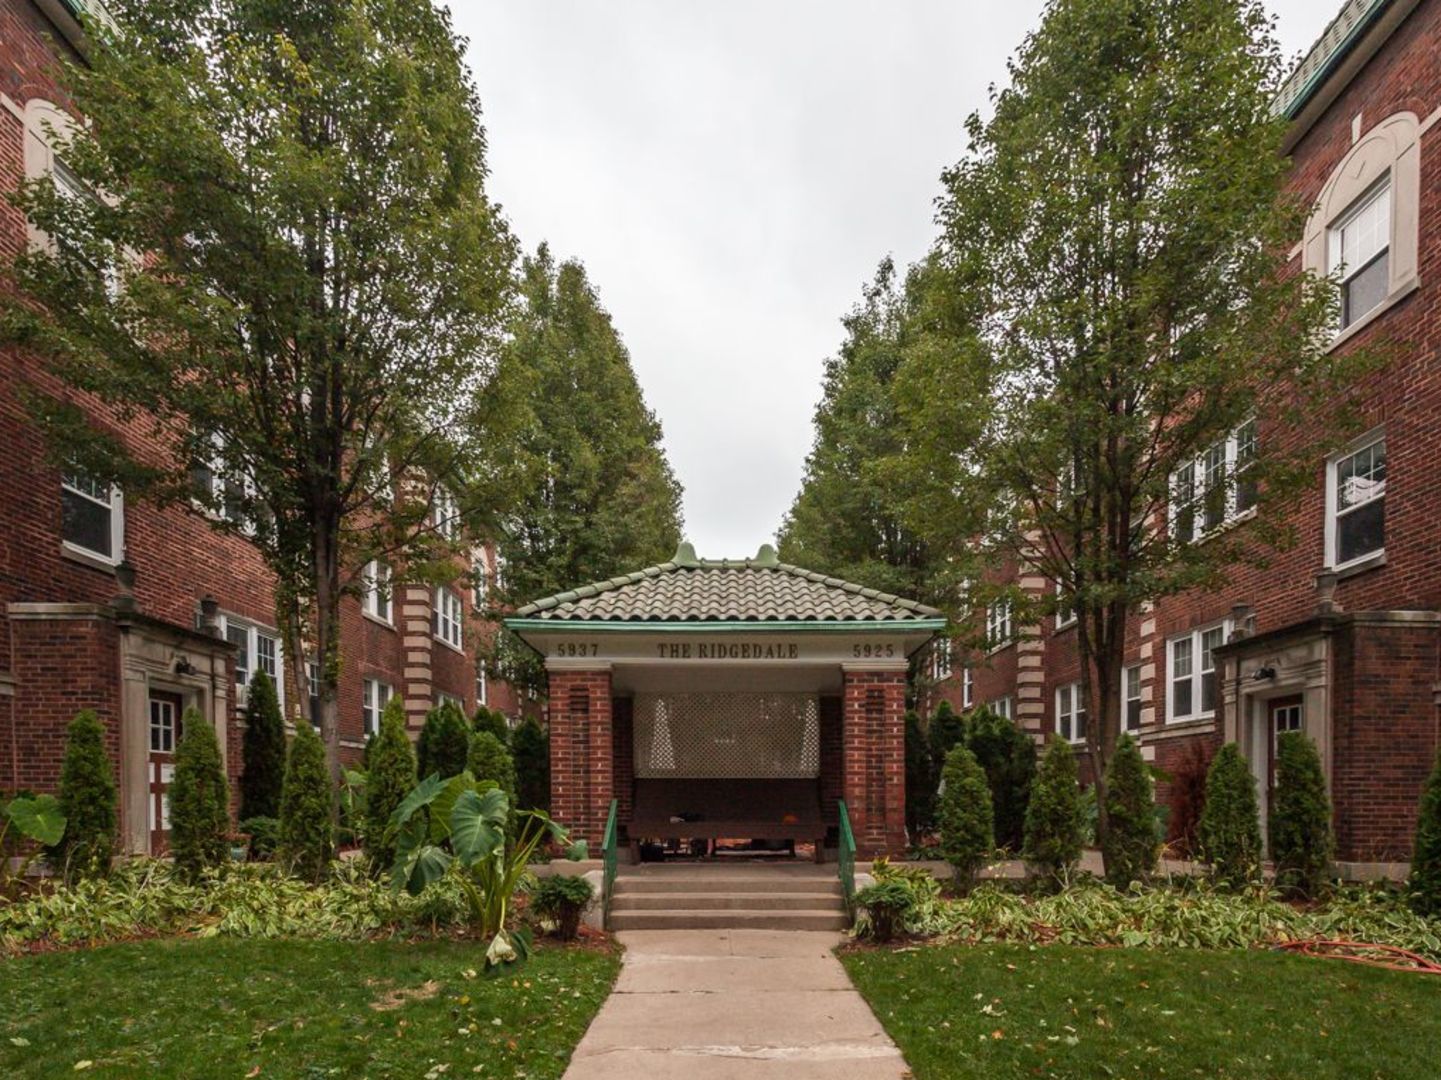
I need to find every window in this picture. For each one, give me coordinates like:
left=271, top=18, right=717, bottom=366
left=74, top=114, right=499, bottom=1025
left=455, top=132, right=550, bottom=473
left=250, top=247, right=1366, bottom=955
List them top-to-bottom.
left=1329, top=177, right=1391, bottom=330
left=1170, top=423, right=1259, bottom=542
left=189, top=434, right=254, bottom=530
left=1327, top=434, right=1385, bottom=569
left=61, top=471, right=123, bottom=562
left=433, top=487, right=462, bottom=541
left=472, top=553, right=489, bottom=608
left=363, top=560, right=392, bottom=623
left=1055, top=580, right=1076, bottom=629
left=434, top=587, right=463, bottom=649
left=986, top=598, right=1013, bottom=649
left=217, top=615, right=282, bottom=706
left=1167, top=621, right=1228, bottom=722
left=931, top=641, right=953, bottom=681
left=306, top=661, right=321, bottom=727
left=476, top=662, right=488, bottom=706
left=1124, top=664, right=1143, bottom=733
left=961, top=667, right=974, bottom=709
left=362, top=678, right=392, bottom=736
left=1056, top=682, right=1087, bottom=743
left=436, top=690, right=464, bottom=712
left=990, top=697, right=1012, bottom=722
left=149, top=698, right=177, bottom=754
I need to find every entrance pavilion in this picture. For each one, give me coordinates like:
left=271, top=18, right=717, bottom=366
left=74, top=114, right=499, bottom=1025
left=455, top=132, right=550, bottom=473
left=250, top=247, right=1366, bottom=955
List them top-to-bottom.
left=505, top=543, right=944, bottom=859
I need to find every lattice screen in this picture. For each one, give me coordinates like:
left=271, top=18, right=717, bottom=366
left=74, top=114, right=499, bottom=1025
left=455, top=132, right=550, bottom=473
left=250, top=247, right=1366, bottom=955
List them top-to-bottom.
left=633, top=692, right=820, bottom=778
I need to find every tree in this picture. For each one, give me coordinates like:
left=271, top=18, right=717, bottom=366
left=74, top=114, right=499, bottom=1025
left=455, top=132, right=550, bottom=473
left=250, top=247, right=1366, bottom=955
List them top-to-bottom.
left=3, top=0, right=518, bottom=784
left=888, top=0, right=1365, bottom=874
left=483, top=246, right=683, bottom=696
left=240, top=672, right=285, bottom=821
left=363, top=696, right=416, bottom=875
left=928, top=700, right=966, bottom=782
left=416, top=701, right=471, bottom=780
left=965, top=704, right=1036, bottom=852
left=472, top=706, right=510, bottom=746
left=168, top=708, right=231, bottom=880
left=51, top=709, right=116, bottom=880
left=904, top=709, right=936, bottom=838
left=511, top=716, right=549, bottom=812
left=279, top=720, right=334, bottom=882
left=467, top=731, right=516, bottom=804
left=1269, top=731, right=1332, bottom=899
left=1101, top=734, right=1157, bottom=889
left=1023, top=737, right=1084, bottom=888
left=1198, top=743, right=1262, bottom=888
left=937, top=744, right=994, bottom=892
left=1408, top=749, right=1441, bottom=918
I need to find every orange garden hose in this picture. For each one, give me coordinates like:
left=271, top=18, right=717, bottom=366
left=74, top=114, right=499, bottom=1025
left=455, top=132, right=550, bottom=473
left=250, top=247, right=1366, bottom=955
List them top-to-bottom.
left=1274, top=939, right=1441, bottom=974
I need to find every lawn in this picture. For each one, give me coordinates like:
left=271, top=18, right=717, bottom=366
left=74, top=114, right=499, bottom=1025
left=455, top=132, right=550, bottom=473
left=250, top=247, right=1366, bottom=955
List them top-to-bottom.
left=0, top=937, right=619, bottom=1079
left=842, top=942, right=1441, bottom=1079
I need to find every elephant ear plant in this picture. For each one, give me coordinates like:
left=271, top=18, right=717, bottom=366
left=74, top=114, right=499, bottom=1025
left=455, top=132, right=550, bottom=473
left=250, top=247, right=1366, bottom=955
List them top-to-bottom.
left=388, top=772, right=567, bottom=967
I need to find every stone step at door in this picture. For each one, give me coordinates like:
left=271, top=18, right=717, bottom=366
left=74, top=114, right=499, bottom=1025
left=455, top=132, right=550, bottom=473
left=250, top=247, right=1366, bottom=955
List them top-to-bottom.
left=607, top=865, right=851, bottom=931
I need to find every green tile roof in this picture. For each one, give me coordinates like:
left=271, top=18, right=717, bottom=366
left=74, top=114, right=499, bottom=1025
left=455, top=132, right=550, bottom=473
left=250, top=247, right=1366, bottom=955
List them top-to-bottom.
left=1275, top=0, right=1394, bottom=119
left=511, top=543, right=943, bottom=624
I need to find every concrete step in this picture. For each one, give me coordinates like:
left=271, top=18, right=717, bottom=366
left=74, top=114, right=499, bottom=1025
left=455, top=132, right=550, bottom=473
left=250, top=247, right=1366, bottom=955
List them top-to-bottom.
left=614, top=875, right=843, bottom=896
left=611, top=891, right=843, bottom=912
left=608, top=908, right=851, bottom=932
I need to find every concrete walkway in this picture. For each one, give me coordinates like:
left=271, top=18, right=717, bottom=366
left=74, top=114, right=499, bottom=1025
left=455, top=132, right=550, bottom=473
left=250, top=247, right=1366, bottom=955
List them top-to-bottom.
left=563, top=929, right=908, bottom=1079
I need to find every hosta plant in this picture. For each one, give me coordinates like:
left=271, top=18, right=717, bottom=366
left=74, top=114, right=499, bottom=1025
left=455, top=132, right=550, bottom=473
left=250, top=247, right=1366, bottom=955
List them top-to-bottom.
left=531, top=874, right=595, bottom=941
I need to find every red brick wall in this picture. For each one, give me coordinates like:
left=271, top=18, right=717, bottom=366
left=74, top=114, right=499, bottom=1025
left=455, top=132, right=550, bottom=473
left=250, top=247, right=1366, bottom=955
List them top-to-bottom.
left=842, top=668, right=906, bottom=856
left=546, top=669, right=613, bottom=846
left=819, top=694, right=843, bottom=832
left=611, top=696, right=634, bottom=829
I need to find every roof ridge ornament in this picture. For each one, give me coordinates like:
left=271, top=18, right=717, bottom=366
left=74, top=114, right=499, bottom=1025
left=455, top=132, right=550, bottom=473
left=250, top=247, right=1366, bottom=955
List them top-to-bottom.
left=671, top=540, right=700, bottom=568
left=753, top=543, right=779, bottom=568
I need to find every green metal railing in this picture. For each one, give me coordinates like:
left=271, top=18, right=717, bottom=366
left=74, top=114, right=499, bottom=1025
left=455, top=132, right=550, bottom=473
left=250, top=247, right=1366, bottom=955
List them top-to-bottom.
left=601, top=799, right=619, bottom=926
left=837, top=799, right=857, bottom=916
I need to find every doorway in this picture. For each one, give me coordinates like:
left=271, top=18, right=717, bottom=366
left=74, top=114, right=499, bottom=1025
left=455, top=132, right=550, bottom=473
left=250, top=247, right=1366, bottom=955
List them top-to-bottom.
left=147, top=691, right=184, bottom=852
left=1266, top=694, right=1304, bottom=801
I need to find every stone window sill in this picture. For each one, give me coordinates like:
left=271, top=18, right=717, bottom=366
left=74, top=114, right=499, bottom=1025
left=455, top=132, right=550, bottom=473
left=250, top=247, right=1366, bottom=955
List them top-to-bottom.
left=1327, top=275, right=1419, bottom=354
left=59, top=543, right=118, bottom=576
left=1330, top=550, right=1386, bottom=581
left=362, top=610, right=396, bottom=632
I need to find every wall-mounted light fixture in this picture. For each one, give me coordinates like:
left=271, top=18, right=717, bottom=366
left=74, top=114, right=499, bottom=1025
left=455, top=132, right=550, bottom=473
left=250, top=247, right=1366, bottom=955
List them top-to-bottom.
left=173, top=654, right=195, bottom=676
left=1251, top=665, right=1276, bottom=682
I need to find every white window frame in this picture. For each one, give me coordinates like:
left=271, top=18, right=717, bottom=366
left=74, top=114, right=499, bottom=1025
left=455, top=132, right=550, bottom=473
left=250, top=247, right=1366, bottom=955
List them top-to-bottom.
left=1328, top=175, right=1391, bottom=331
left=1169, top=422, right=1257, bottom=543
left=1324, top=429, right=1386, bottom=571
left=60, top=471, right=124, bottom=564
left=433, top=487, right=462, bottom=542
left=472, top=549, right=490, bottom=608
left=362, top=559, right=393, bottom=624
left=1054, top=579, right=1076, bottom=630
left=433, top=587, right=463, bottom=650
left=986, top=598, right=1013, bottom=651
left=216, top=613, right=283, bottom=709
left=1166, top=620, right=1230, bottom=724
left=931, top=640, right=953, bottom=681
left=305, top=660, right=321, bottom=727
left=476, top=663, right=488, bottom=707
left=1123, top=664, right=1143, bottom=733
left=961, top=667, right=974, bottom=709
left=362, top=678, right=393, bottom=736
left=1055, top=681, right=1087, bottom=744
left=436, top=690, right=464, bottom=712
left=989, top=696, right=1012, bottom=722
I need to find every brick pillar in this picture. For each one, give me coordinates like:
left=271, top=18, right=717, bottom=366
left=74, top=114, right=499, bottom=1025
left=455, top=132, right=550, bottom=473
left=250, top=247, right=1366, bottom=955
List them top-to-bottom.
left=841, top=666, right=906, bottom=856
left=547, top=667, right=614, bottom=847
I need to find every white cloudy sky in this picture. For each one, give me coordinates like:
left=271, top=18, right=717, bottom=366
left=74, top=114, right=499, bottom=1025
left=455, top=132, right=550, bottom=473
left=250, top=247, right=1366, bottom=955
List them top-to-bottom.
left=458, top=2, right=1337, bottom=559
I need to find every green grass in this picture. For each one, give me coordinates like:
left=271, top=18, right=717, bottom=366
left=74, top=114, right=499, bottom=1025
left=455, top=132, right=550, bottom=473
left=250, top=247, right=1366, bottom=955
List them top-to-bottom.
left=0, top=937, right=619, bottom=1079
left=842, top=943, right=1441, bottom=1078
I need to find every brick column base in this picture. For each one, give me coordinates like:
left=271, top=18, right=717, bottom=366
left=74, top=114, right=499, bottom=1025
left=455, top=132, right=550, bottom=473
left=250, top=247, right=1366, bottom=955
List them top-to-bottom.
left=841, top=666, right=907, bottom=857
left=546, top=668, right=614, bottom=848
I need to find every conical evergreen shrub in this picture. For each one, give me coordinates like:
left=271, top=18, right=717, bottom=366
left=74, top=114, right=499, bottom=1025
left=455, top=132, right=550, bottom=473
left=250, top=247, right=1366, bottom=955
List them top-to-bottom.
left=239, top=672, right=285, bottom=821
left=363, top=696, right=416, bottom=875
left=928, top=700, right=966, bottom=776
left=416, top=701, right=471, bottom=779
left=966, top=705, right=1035, bottom=852
left=472, top=706, right=510, bottom=746
left=168, top=708, right=231, bottom=880
left=51, top=709, right=117, bottom=881
left=904, top=709, right=936, bottom=837
left=511, top=716, right=550, bottom=812
left=279, top=720, right=334, bottom=882
left=468, top=731, right=516, bottom=803
left=1269, top=731, right=1333, bottom=899
left=1101, top=733, right=1157, bottom=888
left=1023, top=736, right=1083, bottom=888
left=1198, top=742, right=1262, bottom=888
left=937, top=744, right=994, bottom=892
left=1408, top=748, right=1441, bottom=917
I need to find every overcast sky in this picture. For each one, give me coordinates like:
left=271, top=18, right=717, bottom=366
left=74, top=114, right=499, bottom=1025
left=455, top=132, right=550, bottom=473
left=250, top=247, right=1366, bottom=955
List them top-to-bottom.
left=459, top=2, right=1338, bottom=560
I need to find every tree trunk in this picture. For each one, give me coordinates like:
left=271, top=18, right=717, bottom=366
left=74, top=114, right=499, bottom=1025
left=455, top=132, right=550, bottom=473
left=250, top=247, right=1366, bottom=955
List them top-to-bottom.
left=312, top=520, right=344, bottom=791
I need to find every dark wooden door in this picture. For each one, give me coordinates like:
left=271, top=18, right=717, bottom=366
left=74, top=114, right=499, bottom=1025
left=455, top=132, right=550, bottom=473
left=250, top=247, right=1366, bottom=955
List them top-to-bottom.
left=148, top=691, right=184, bottom=852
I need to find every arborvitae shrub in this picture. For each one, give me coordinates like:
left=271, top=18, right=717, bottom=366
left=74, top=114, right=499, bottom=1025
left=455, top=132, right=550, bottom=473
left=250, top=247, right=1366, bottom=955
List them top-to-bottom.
left=239, top=672, right=285, bottom=821
left=363, top=696, right=417, bottom=875
left=928, top=700, right=966, bottom=777
left=416, top=701, right=471, bottom=779
left=966, top=705, right=1035, bottom=852
left=472, top=706, right=510, bottom=746
left=168, top=708, right=231, bottom=880
left=51, top=709, right=117, bottom=880
left=904, top=710, right=936, bottom=838
left=511, top=717, right=549, bottom=812
left=279, top=720, right=334, bottom=882
left=467, top=731, right=516, bottom=803
left=1269, top=731, right=1333, bottom=899
left=1101, top=734, right=1157, bottom=888
left=1023, top=737, right=1084, bottom=888
left=1198, top=742, right=1262, bottom=888
left=937, top=744, right=994, bottom=892
left=1408, top=748, right=1441, bottom=917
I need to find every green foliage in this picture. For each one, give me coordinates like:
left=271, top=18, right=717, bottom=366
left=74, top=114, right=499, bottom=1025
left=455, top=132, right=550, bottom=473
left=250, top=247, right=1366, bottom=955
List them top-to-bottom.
left=239, top=673, right=285, bottom=821
left=363, top=697, right=417, bottom=875
left=928, top=700, right=966, bottom=774
left=416, top=702, right=472, bottom=781
left=965, top=705, right=1036, bottom=852
left=472, top=706, right=510, bottom=746
left=51, top=709, right=116, bottom=881
left=169, top=710, right=232, bottom=881
left=904, top=710, right=936, bottom=837
left=510, top=717, right=550, bottom=813
left=278, top=722, right=334, bottom=883
left=467, top=732, right=517, bottom=804
left=1269, top=732, right=1333, bottom=899
left=1101, top=734, right=1158, bottom=888
left=1023, top=738, right=1084, bottom=888
left=1199, top=743, right=1263, bottom=888
left=937, top=745, right=994, bottom=892
left=1408, top=749, right=1441, bottom=918
left=4, top=794, right=65, bottom=848
left=240, top=816, right=279, bottom=860
left=531, top=874, right=594, bottom=941
left=854, top=880, right=916, bottom=944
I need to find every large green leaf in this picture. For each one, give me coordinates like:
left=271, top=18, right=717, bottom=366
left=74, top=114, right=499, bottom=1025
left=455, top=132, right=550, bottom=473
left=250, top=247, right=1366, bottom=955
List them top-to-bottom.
left=388, top=772, right=448, bottom=831
left=429, top=772, right=479, bottom=845
left=450, top=787, right=508, bottom=866
left=6, top=794, right=65, bottom=847
left=389, top=822, right=453, bottom=895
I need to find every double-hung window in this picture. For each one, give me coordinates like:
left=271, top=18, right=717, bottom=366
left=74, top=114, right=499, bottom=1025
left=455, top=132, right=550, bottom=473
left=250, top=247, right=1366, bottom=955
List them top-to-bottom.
left=1329, top=176, right=1391, bottom=330
left=1170, top=421, right=1259, bottom=542
left=190, top=434, right=255, bottom=531
left=1327, top=434, right=1386, bottom=569
left=61, top=471, right=123, bottom=563
left=433, top=487, right=462, bottom=542
left=472, top=552, right=489, bottom=608
left=363, top=560, right=392, bottom=623
left=1055, top=580, right=1076, bottom=630
left=434, top=587, right=463, bottom=650
left=986, top=598, right=1013, bottom=649
left=218, top=615, right=282, bottom=707
left=1168, top=622, right=1227, bottom=722
left=932, top=641, right=953, bottom=681
left=306, top=661, right=321, bottom=727
left=476, top=662, right=488, bottom=706
left=1124, top=664, right=1143, bottom=733
left=961, top=667, right=974, bottom=709
left=362, top=678, right=392, bottom=736
left=1056, top=682, right=1087, bottom=743
left=436, top=690, right=464, bottom=711
left=990, top=697, right=1012, bottom=722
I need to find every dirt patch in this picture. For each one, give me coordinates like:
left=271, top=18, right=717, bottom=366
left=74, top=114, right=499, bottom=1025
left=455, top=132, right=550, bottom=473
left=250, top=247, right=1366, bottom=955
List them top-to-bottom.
left=368, top=979, right=441, bottom=1011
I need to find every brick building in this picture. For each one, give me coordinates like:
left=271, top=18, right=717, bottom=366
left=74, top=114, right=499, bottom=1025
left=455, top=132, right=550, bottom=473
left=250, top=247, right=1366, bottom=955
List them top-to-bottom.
left=0, top=0, right=519, bottom=855
left=925, top=0, right=1441, bottom=873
